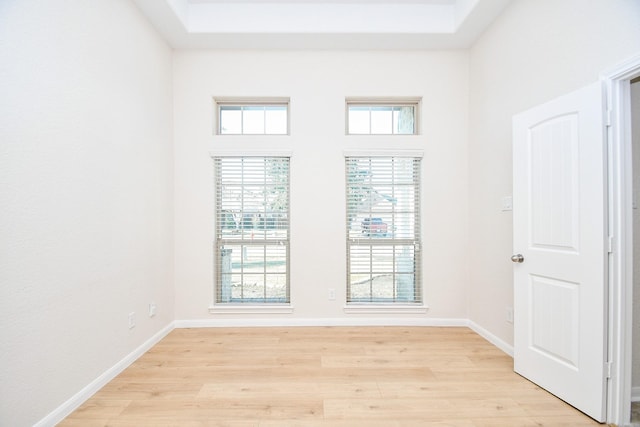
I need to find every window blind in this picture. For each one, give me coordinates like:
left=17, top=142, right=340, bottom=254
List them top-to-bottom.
left=214, top=156, right=290, bottom=303
left=346, top=156, right=421, bottom=303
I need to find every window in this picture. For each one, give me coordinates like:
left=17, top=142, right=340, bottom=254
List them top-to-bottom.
left=215, top=99, right=289, bottom=135
left=346, top=99, right=420, bottom=135
left=214, top=156, right=290, bottom=303
left=346, top=156, right=421, bottom=303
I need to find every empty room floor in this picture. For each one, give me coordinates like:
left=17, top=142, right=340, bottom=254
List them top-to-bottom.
left=60, top=327, right=601, bottom=426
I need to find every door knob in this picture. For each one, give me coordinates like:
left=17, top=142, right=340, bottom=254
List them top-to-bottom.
left=511, top=254, right=524, bottom=263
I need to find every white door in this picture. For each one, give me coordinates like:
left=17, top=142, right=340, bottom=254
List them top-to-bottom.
left=512, top=82, right=607, bottom=422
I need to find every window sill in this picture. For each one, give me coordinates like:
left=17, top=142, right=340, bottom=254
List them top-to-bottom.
left=208, top=304, right=294, bottom=315
left=343, top=304, right=428, bottom=315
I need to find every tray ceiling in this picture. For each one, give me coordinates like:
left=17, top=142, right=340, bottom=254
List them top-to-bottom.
left=132, top=0, right=512, bottom=49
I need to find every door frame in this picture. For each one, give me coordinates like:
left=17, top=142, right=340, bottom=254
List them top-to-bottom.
left=605, top=53, right=640, bottom=426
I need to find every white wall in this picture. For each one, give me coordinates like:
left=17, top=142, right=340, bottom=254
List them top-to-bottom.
left=468, top=0, right=640, bottom=345
left=0, top=1, right=174, bottom=425
left=173, top=50, right=470, bottom=322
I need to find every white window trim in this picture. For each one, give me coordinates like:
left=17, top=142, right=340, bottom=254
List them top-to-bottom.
left=210, top=149, right=293, bottom=158
left=343, top=149, right=424, bottom=158
left=209, top=304, right=295, bottom=314
left=343, top=304, right=428, bottom=314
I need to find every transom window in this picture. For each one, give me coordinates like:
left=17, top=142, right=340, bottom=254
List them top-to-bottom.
left=216, top=99, right=289, bottom=135
left=346, top=99, right=420, bottom=135
left=214, top=156, right=290, bottom=304
left=346, top=156, right=422, bottom=303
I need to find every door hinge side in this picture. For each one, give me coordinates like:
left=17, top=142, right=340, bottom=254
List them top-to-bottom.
left=605, top=109, right=612, bottom=127
left=608, top=235, right=614, bottom=253
left=606, top=361, right=613, bottom=379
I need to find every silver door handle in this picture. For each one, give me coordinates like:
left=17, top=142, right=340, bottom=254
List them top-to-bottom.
left=511, top=254, right=524, bottom=263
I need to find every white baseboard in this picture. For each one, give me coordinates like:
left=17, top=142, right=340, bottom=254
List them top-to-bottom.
left=174, top=317, right=470, bottom=328
left=467, top=320, right=514, bottom=357
left=34, top=322, right=175, bottom=427
left=632, top=386, right=640, bottom=402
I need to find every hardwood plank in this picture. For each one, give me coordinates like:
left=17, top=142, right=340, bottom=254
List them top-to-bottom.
left=59, top=327, right=601, bottom=426
left=321, top=354, right=477, bottom=369
left=92, top=381, right=202, bottom=400
left=197, top=381, right=382, bottom=399
left=323, top=397, right=528, bottom=420
left=116, top=398, right=323, bottom=420
left=61, top=399, right=131, bottom=419
left=470, top=416, right=601, bottom=427
left=56, top=419, right=111, bottom=427
left=93, top=420, right=258, bottom=427
left=258, top=422, right=392, bottom=427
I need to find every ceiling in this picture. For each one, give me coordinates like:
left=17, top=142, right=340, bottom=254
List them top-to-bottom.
left=132, top=0, right=512, bottom=49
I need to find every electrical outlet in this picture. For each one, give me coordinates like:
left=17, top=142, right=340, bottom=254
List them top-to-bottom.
left=501, top=196, right=513, bottom=211
left=328, top=288, right=336, bottom=300
left=149, top=302, right=157, bottom=317
left=506, top=307, right=514, bottom=324
left=128, top=312, right=136, bottom=329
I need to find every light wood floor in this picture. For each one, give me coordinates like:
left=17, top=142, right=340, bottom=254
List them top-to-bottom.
left=60, top=327, right=602, bottom=426
left=632, top=401, right=640, bottom=424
